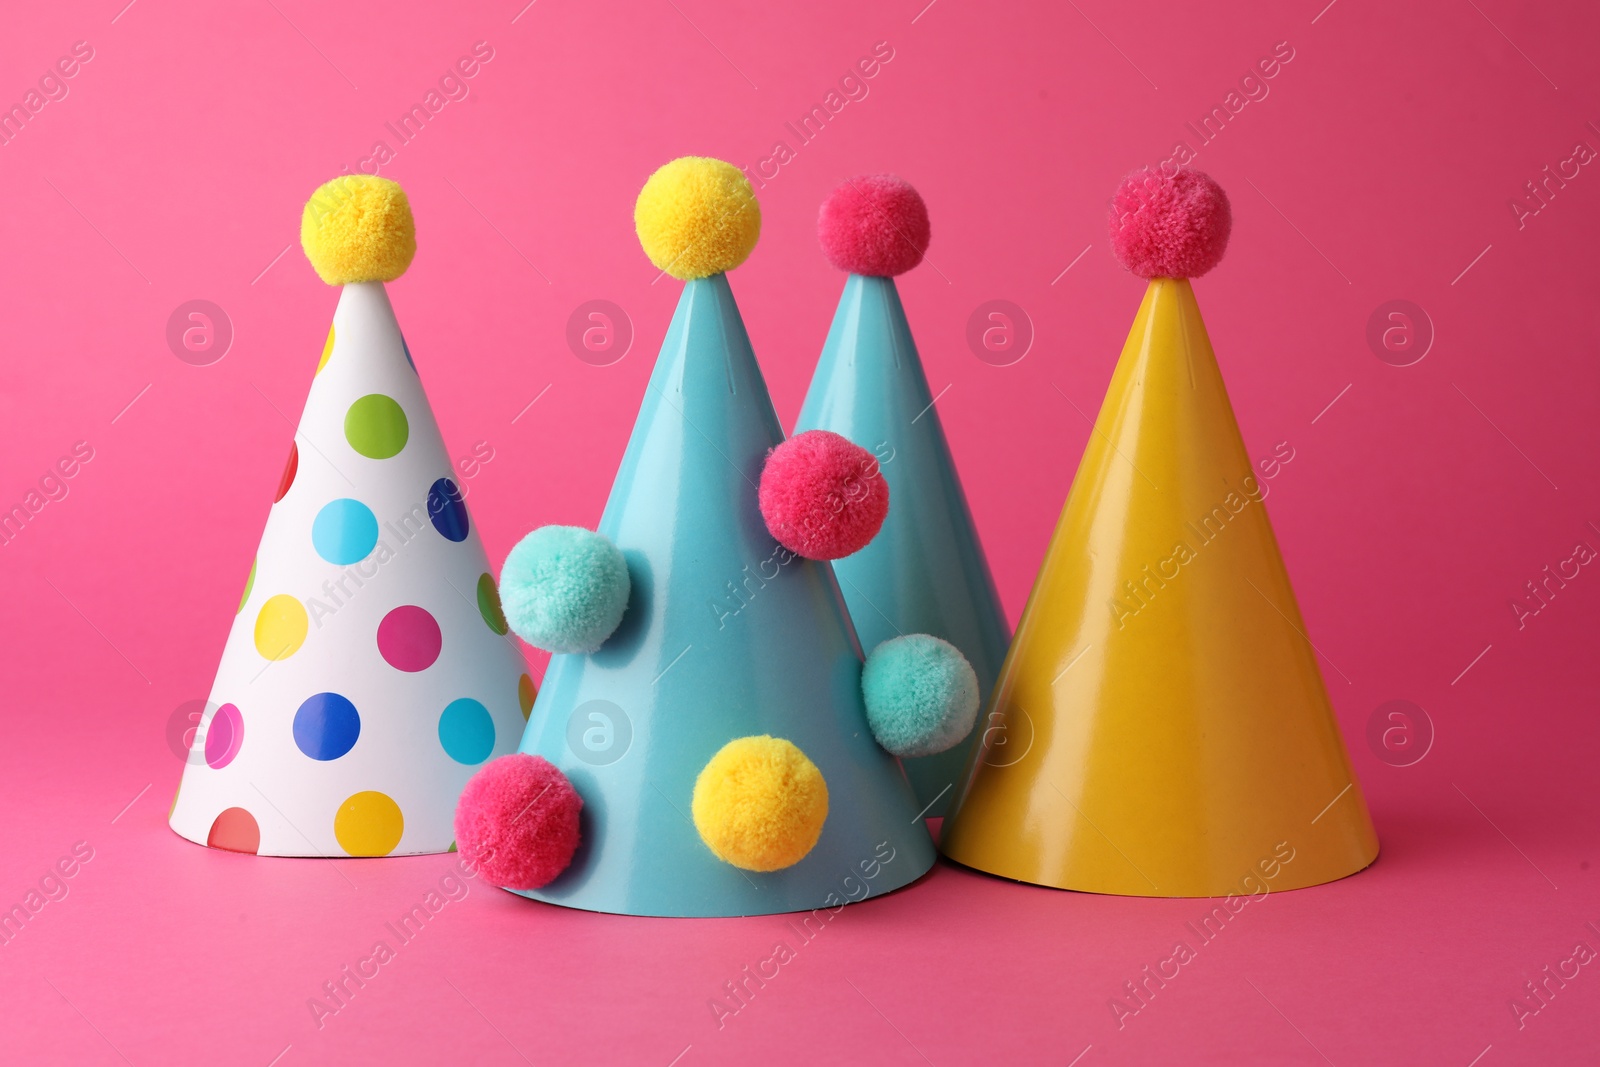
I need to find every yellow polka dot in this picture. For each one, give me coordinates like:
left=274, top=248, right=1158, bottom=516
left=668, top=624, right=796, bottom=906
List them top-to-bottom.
left=317, top=323, right=335, bottom=374
left=254, top=594, right=308, bottom=660
left=692, top=736, right=828, bottom=872
left=334, top=791, right=404, bottom=856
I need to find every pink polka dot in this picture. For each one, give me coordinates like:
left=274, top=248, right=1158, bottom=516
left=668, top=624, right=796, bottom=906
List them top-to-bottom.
left=377, top=605, right=442, bottom=672
left=205, top=703, right=244, bottom=769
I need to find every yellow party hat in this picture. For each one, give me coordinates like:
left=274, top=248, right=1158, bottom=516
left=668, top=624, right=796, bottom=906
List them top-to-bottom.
left=940, top=168, right=1378, bottom=896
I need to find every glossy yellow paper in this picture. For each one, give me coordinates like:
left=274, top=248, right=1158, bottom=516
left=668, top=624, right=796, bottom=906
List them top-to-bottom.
left=941, top=278, right=1378, bottom=896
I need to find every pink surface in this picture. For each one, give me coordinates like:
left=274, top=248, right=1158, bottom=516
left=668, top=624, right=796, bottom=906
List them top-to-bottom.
left=1, top=0, right=1597, bottom=1063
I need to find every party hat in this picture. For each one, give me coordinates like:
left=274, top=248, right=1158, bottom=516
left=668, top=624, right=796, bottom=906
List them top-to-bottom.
left=451, top=158, right=983, bottom=917
left=941, top=168, right=1379, bottom=896
left=169, top=176, right=533, bottom=857
left=793, top=176, right=1009, bottom=817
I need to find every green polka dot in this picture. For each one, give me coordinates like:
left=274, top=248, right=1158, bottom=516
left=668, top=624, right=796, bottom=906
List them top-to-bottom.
left=344, top=394, right=409, bottom=459
left=237, top=557, right=256, bottom=614
left=477, top=572, right=508, bottom=635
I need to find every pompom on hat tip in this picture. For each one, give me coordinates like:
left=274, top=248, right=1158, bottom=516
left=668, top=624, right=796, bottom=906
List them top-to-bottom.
left=635, top=157, right=761, bottom=280
left=1107, top=166, right=1230, bottom=280
left=817, top=174, right=930, bottom=277
left=301, top=175, right=417, bottom=285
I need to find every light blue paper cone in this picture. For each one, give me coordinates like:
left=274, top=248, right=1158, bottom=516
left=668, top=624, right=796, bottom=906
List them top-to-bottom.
left=513, top=274, right=935, bottom=916
left=794, top=274, right=1010, bottom=817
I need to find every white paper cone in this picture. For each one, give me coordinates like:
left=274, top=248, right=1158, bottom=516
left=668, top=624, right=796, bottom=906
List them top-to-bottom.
left=169, top=282, right=531, bottom=857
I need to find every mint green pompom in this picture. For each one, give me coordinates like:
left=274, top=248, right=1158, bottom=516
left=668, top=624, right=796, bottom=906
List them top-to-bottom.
left=500, top=526, right=630, bottom=654
left=861, top=634, right=979, bottom=758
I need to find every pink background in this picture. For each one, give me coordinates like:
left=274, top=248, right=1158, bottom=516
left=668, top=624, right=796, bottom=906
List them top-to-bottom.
left=3, top=0, right=1598, bottom=1063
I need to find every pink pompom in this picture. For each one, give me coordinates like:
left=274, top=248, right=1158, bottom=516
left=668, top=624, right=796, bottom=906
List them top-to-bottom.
left=1108, top=167, right=1231, bottom=279
left=817, top=175, right=930, bottom=277
left=759, top=430, right=889, bottom=560
left=454, top=754, right=582, bottom=890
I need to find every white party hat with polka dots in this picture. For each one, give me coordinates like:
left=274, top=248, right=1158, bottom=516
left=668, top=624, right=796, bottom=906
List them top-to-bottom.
left=169, top=176, right=534, bottom=858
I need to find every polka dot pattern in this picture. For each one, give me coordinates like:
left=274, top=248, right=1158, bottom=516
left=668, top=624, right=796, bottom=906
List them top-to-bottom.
left=182, top=309, right=520, bottom=858
left=345, top=394, right=409, bottom=459
left=276, top=443, right=298, bottom=502
left=428, top=478, right=469, bottom=542
left=312, top=498, right=379, bottom=565
left=477, top=573, right=508, bottom=635
left=255, top=595, right=308, bottom=660
left=377, top=605, right=441, bottom=672
left=293, top=692, right=361, bottom=761
left=438, top=698, right=495, bottom=764
left=205, top=703, right=244, bottom=769
left=335, top=791, right=404, bottom=856
left=207, top=807, right=260, bottom=853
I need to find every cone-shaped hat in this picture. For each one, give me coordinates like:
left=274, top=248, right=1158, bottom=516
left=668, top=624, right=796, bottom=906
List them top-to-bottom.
left=483, top=158, right=934, bottom=916
left=941, top=169, right=1378, bottom=895
left=794, top=176, right=1009, bottom=817
left=169, top=177, right=532, bottom=857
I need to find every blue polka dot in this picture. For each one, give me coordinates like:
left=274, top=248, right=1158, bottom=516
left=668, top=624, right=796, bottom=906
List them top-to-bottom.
left=402, top=336, right=416, bottom=371
left=428, top=478, right=469, bottom=542
left=312, top=499, right=379, bottom=565
left=293, top=693, right=361, bottom=760
left=438, top=698, right=495, bottom=764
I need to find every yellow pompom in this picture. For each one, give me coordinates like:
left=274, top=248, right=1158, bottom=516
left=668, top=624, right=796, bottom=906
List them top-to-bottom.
left=635, top=157, right=761, bottom=279
left=301, top=175, right=416, bottom=285
left=692, top=736, right=828, bottom=872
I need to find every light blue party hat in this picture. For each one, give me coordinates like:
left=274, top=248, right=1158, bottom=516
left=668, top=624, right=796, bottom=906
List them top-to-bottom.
left=463, top=158, right=942, bottom=916
left=794, top=177, right=1009, bottom=816
left=513, top=272, right=935, bottom=915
